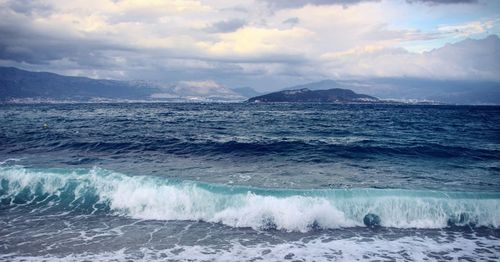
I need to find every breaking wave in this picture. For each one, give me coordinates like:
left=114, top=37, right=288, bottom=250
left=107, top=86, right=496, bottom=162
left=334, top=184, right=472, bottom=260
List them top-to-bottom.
left=1, top=165, right=499, bottom=232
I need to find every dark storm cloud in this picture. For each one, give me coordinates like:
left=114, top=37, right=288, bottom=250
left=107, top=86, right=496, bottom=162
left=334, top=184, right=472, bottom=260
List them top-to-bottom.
left=6, top=0, right=54, bottom=16
left=283, top=17, right=300, bottom=26
left=0, top=18, right=134, bottom=67
left=205, top=19, right=247, bottom=33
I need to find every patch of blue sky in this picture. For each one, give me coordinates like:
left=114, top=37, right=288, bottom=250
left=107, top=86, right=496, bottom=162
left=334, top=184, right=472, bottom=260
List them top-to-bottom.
left=380, top=0, right=500, bottom=52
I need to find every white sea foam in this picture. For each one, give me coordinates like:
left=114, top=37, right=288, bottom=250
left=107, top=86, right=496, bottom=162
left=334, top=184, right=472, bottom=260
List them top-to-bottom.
left=0, top=158, right=22, bottom=165
left=1, top=166, right=499, bottom=231
left=1, top=233, right=499, bottom=261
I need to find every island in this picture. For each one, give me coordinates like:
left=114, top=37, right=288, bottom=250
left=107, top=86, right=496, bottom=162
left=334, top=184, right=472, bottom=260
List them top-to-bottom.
left=247, top=88, right=378, bottom=103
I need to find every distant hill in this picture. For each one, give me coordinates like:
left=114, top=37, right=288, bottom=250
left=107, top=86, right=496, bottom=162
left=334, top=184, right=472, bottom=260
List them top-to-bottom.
left=0, top=67, right=245, bottom=102
left=0, top=67, right=157, bottom=102
left=357, top=78, right=500, bottom=105
left=283, top=79, right=500, bottom=105
left=133, top=80, right=245, bottom=102
left=282, top=80, right=344, bottom=91
left=231, top=87, right=262, bottom=98
left=248, top=88, right=378, bottom=103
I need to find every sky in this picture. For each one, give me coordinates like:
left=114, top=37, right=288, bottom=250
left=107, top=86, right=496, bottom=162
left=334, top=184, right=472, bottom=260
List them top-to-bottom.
left=0, top=0, right=499, bottom=91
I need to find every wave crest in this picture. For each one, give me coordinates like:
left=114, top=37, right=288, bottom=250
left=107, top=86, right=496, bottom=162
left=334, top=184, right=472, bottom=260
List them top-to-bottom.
left=1, top=166, right=499, bottom=232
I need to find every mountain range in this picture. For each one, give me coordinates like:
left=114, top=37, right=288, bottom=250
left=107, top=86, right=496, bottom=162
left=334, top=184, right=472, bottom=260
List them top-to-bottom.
left=0, top=67, right=252, bottom=102
left=1, top=67, right=499, bottom=104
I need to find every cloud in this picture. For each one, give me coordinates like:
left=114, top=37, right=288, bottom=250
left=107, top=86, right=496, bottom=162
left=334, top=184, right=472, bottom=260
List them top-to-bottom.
left=0, top=0, right=498, bottom=90
left=5, top=0, right=54, bottom=16
left=260, top=0, right=476, bottom=10
left=260, top=0, right=377, bottom=10
left=406, top=0, right=477, bottom=4
left=0, top=10, right=134, bottom=67
left=283, top=17, right=300, bottom=26
left=205, top=19, right=247, bottom=33
left=438, top=19, right=498, bottom=37
left=198, top=26, right=313, bottom=58
left=320, top=35, right=500, bottom=80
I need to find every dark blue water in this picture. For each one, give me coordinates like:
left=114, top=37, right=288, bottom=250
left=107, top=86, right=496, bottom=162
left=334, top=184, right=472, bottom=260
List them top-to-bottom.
left=1, top=103, right=499, bottom=260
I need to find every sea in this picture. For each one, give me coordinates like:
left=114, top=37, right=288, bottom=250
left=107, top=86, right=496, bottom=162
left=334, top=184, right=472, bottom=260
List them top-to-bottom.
left=0, top=103, right=499, bottom=261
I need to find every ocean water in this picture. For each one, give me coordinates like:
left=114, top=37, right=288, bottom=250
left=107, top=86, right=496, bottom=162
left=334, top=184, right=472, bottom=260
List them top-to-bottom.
left=0, top=103, right=499, bottom=261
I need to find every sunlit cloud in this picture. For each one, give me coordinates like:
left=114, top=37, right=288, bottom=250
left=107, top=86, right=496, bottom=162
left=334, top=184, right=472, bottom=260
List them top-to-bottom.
left=438, top=18, right=499, bottom=38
